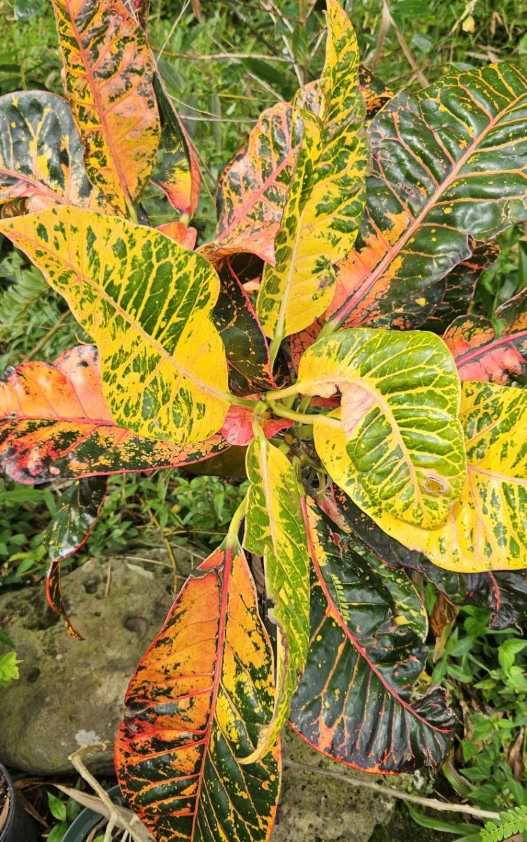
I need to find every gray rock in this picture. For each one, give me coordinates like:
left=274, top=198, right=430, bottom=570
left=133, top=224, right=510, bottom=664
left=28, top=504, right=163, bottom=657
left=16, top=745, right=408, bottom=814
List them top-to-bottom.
left=0, top=551, right=186, bottom=775
left=0, top=552, right=394, bottom=841
left=276, top=732, right=394, bottom=842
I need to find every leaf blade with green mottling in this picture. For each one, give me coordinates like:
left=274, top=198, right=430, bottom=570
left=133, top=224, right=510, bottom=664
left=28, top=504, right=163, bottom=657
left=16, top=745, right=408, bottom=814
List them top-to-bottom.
left=51, top=0, right=160, bottom=215
left=256, top=0, right=367, bottom=342
left=0, top=207, right=229, bottom=444
left=297, top=328, right=466, bottom=529
left=243, top=431, right=310, bottom=763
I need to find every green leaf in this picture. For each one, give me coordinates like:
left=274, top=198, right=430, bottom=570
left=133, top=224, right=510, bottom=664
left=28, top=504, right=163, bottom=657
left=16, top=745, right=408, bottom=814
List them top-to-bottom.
left=256, top=0, right=367, bottom=342
left=329, top=61, right=527, bottom=331
left=0, top=91, right=93, bottom=212
left=0, top=207, right=229, bottom=445
left=297, top=328, right=466, bottom=528
left=374, top=381, right=527, bottom=572
left=243, top=430, right=310, bottom=762
left=46, top=476, right=107, bottom=639
left=290, top=501, right=455, bottom=773
left=116, top=542, right=281, bottom=842
left=0, top=651, right=19, bottom=686
left=47, top=792, right=67, bottom=823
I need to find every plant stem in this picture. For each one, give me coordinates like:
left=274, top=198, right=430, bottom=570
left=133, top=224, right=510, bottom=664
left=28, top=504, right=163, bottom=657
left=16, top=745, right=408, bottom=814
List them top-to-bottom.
left=270, top=404, right=340, bottom=428
left=225, top=495, right=248, bottom=549
left=285, top=760, right=500, bottom=822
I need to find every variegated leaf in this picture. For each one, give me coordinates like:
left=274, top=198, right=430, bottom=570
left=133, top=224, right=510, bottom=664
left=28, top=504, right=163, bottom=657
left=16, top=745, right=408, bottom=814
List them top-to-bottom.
left=52, top=0, right=160, bottom=215
left=256, top=0, right=367, bottom=343
left=328, top=62, right=527, bottom=331
left=208, top=67, right=389, bottom=267
left=151, top=72, right=201, bottom=218
left=0, top=91, right=93, bottom=213
left=209, top=96, right=303, bottom=265
left=0, top=207, right=229, bottom=444
left=422, top=239, right=500, bottom=333
left=213, top=256, right=275, bottom=396
left=444, top=298, right=527, bottom=383
left=295, top=328, right=465, bottom=528
left=0, top=346, right=229, bottom=483
left=342, top=381, right=527, bottom=572
left=243, top=430, right=310, bottom=762
left=46, top=476, right=107, bottom=639
left=322, top=485, right=527, bottom=632
left=290, top=500, right=455, bottom=773
left=116, top=542, right=281, bottom=842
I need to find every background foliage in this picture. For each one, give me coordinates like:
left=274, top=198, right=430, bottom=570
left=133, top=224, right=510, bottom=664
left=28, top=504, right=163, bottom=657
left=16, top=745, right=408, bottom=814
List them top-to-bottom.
left=0, top=0, right=527, bottom=839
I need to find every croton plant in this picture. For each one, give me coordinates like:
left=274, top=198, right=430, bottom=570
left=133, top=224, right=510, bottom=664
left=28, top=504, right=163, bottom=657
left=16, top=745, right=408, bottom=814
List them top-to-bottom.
left=2, top=0, right=527, bottom=839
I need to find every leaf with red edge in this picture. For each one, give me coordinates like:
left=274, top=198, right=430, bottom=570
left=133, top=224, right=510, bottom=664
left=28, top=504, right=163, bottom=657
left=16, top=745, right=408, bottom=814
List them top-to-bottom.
left=52, top=0, right=160, bottom=215
left=327, top=63, right=527, bottom=332
left=208, top=68, right=391, bottom=266
left=151, top=71, right=201, bottom=217
left=209, top=97, right=304, bottom=265
left=213, top=256, right=276, bottom=396
left=444, top=296, right=527, bottom=383
left=0, top=346, right=229, bottom=484
left=46, top=476, right=107, bottom=639
left=289, top=499, right=455, bottom=774
left=116, top=541, right=281, bottom=842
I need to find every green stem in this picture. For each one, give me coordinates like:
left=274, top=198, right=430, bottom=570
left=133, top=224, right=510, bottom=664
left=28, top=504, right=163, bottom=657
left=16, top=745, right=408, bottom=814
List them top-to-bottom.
left=269, top=330, right=284, bottom=369
left=266, top=383, right=303, bottom=402
left=226, top=393, right=260, bottom=409
left=271, top=404, right=340, bottom=428
left=225, top=495, right=248, bottom=550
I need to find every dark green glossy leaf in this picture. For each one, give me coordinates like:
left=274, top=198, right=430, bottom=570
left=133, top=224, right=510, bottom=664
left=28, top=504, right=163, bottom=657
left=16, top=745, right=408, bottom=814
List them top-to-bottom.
left=329, top=62, right=527, bottom=330
left=0, top=91, right=92, bottom=212
left=213, top=256, right=275, bottom=396
left=46, top=476, right=107, bottom=639
left=323, top=485, right=527, bottom=632
left=290, top=501, right=455, bottom=773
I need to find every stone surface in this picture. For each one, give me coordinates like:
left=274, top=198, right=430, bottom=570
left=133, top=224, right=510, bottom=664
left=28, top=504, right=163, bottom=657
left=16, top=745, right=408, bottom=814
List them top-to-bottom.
left=0, top=551, right=186, bottom=775
left=0, top=553, right=395, bottom=840
left=276, top=732, right=394, bottom=842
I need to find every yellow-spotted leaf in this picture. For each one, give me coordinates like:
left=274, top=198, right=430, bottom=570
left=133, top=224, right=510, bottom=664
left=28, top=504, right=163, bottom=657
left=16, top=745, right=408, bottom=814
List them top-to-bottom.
left=51, top=0, right=160, bottom=216
left=256, top=0, right=366, bottom=344
left=0, top=206, right=229, bottom=444
left=297, top=329, right=466, bottom=528
left=366, top=381, right=527, bottom=573
left=243, top=430, right=310, bottom=763
left=116, top=541, right=281, bottom=841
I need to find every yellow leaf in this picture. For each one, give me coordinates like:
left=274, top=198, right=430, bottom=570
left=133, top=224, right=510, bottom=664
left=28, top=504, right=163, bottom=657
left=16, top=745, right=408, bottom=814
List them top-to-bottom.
left=51, top=0, right=160, bottom=216
left=256, top=0, right=366, bottom=345
left=0, top=207, right=229, bottom=445
left=298, top=328, right=466, bottom=529
left=324, top=381, right=527, bottom=573
left=242, top=430, right=310, bottom=763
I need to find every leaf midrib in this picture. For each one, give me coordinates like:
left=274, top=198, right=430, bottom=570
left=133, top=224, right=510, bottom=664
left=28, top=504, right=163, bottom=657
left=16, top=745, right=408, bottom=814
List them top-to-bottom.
left=332, top=76, right=527, bottom=325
